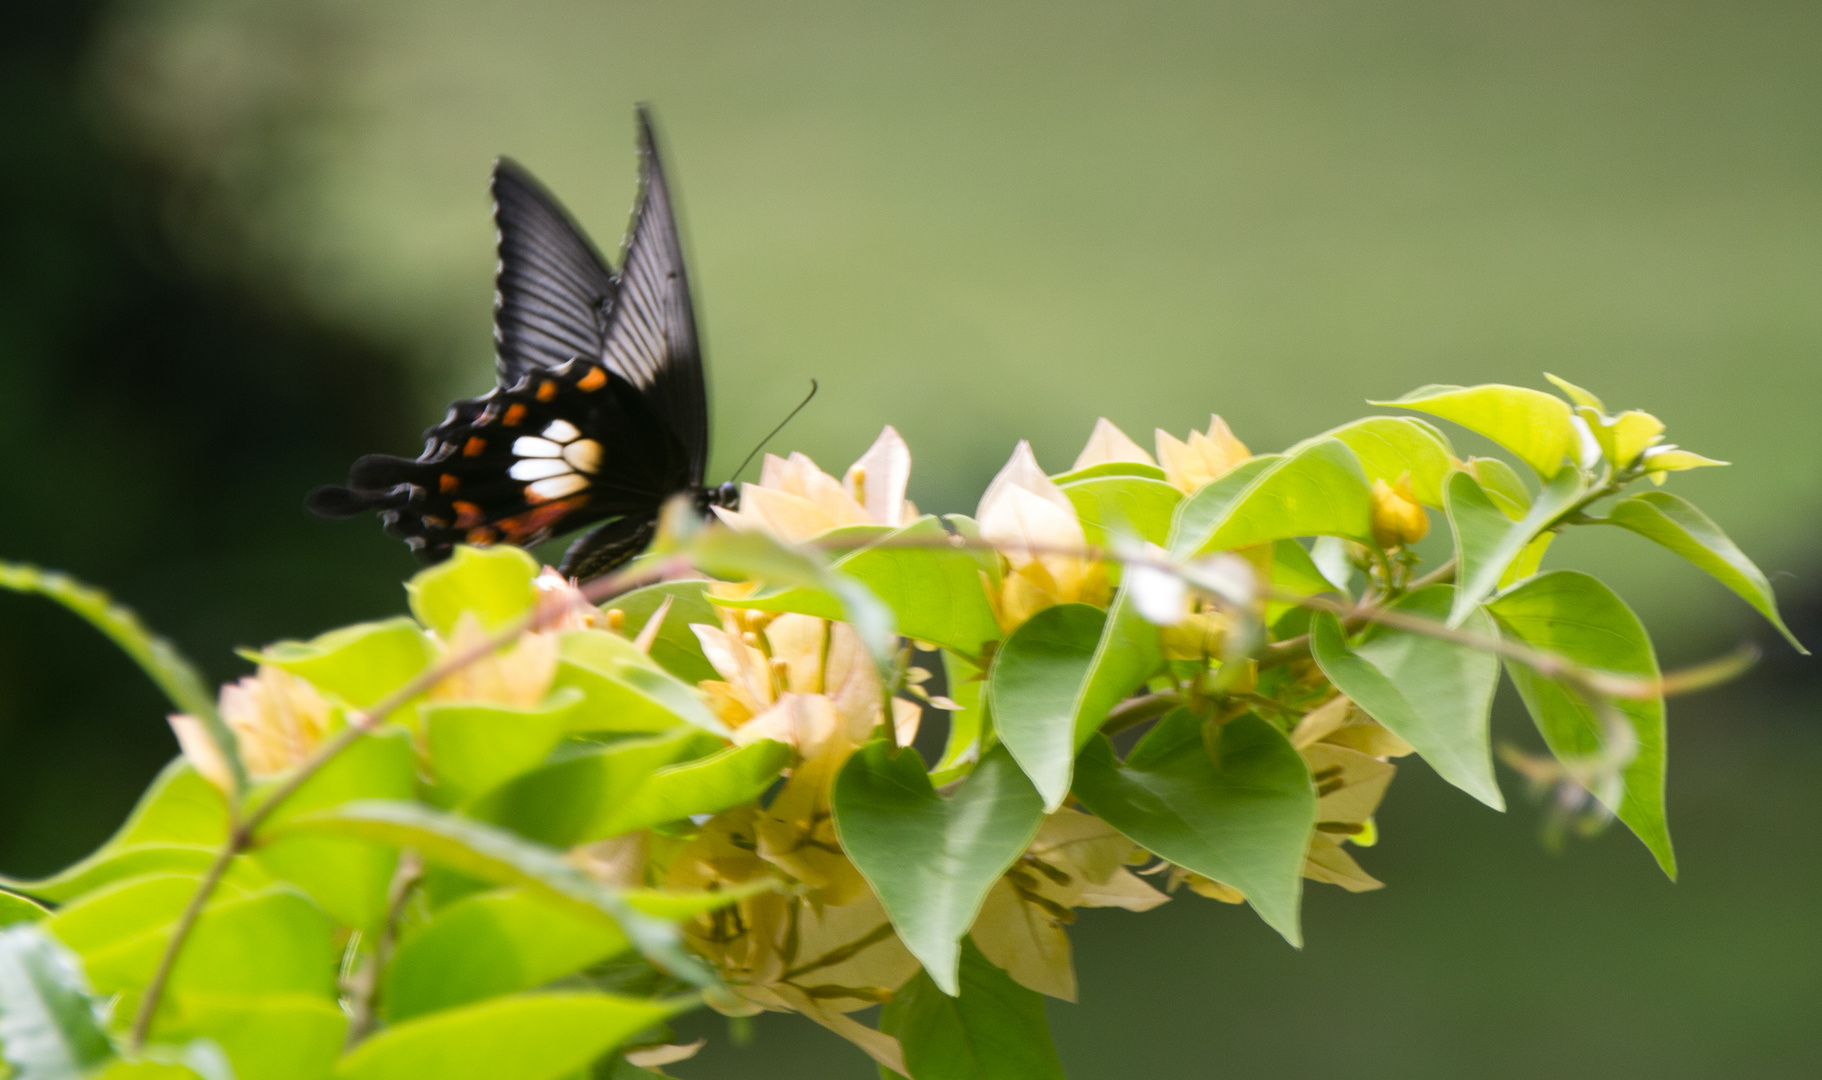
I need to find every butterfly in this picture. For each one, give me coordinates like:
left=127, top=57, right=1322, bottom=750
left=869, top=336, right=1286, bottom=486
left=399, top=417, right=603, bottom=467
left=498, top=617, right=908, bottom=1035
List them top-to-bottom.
left=307, top=106, right=736, bottom=581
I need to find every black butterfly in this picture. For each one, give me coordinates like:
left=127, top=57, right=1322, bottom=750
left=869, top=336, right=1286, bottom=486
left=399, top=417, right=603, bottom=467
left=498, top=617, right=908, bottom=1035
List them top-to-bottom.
left=308, top=106, right=736, bottom=580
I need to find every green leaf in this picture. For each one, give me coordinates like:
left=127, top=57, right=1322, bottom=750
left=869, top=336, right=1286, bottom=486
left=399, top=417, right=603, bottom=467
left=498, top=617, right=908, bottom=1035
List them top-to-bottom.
left=1543, top=372, right=1607, bottom=412
left=1372, top=383, right=1577, bottom=478
left=1303, top=416, right=1456, bottom=507
left=1169, top=439, right=1373, bottom=559
left=1467, top=457, right=1531, bottom=519
left=1049, top=460, right=1167, bottom=485
left=1444, top=467, right=1583, bottom=625
left=1060, top=475, right=1182, bottom=548
left=1603, top=492, right=1806, bottom=654
left=837, top=518, right=1003, bottom=657
left=688, top=526, right=896, bottom=668
left=1267, top=539, right=1341, bottom=624
left=406, top=545, right=540, bottom=637
left=0, top=562, right=244, bottom=796
left=1488, top=572, right=1674, bottom=877
left=601, top=581, right=723, bottom=684
left=1308, top=589, right=1503, bottom=809
left=1068, top=590, right=1165, bottom=789
left=987, top=603, right=1106, bottom=810
left=257, top=618, right=436, bottom=718
left=554, top=632, right=727, bottom=736
left=931, top=653, right=986, bottom=785
left=424, top=690, right=585, bottom=806
left=1073, top=712, right=1314, bottom=946
left=250, top=728, right=417, bottom=930
left=469, top=729, right=725, bottom=847
left=582, top=740, right=791, bottom=841
left=832, top=744, right=1044, bottom=995
left=0, top=762, right=231, bottom=902
left=272, top=800, right=717, bottom=988
left=46, top=874, right=217, bottom=996
left=164, top=888, right=339, bottom=1002
left=384, top=888, right=629, bottom=1021
left=0, top=893, right=47, bottom=927
left=0, top=925, right=115, bottom=1080
left=880, top=938, right=1066, bottom=1080
left=333, top=992, right=678, bottom=1080
left=158, top=995, right=344, bottom=1080
left=101, top=1040, right=235, bottom=1080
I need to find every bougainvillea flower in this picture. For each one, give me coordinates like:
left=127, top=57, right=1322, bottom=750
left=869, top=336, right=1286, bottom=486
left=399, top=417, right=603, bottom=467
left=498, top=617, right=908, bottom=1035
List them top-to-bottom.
left=1154, top=414, right=1250, bottom=493
left=1072, top=417, right=1156, bottom=472
left=714, top=426, right=917, bottom=543
left=977, top=441, right=1109, bottom=630
left=169, top=664, right=333, bottom=787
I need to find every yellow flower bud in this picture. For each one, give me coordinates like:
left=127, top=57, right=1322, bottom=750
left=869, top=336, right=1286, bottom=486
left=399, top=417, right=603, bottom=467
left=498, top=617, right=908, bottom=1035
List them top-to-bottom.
left=1369, top=477, right=1429, bottom=549
left=1159, top=610, right=1229, bottom=660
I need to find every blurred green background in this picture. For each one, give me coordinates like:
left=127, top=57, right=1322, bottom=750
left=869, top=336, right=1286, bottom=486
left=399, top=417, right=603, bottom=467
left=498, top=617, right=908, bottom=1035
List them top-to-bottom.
left=2, top=0, right=1817, bottom=1075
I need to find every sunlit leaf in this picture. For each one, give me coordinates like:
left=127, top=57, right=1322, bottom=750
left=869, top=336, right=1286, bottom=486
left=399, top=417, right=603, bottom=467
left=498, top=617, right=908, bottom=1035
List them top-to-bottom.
left=1373, top=383, right=1576, bottom=478
left=1301, top=416, right=1456, bottom=507
left=1168, top=439, right=1373, bottom=559
left=1050, top=461, right=1168, bottom=485
left=1443, top=467, right=1583, bottom=625
left=1060, top=475, right=1182, bottom=548
left=1604, top=492, right=1806, bottom=654
left=406, top=544, right=540, bottom=637
left=1488, top=572, right=1674, bottom=877
left=601, top=581, right=722, bottom=683
left=1308, top=588, right=1502, bottom=809
left=987, top=603, right=1106, bottom=810
left=257, top=618, right=436, bottom=719
left=553, top=632, right=727, bottom=736
left=424, top=689, right=586, bottom=806
left=1073, top=712, right=1313, bottom=946
left=250, top=728, right=417, bottom=931
left=468, top=729, right=724, bottom=847
left=582, top=740, right=791, bottom=841
left=832, top=744, right=1044, bottom=995
left=273, top=800, right=717, bottom=988
left=384, top=888, right=630, bottom=1021
left=0, top=892, right=47, bottom=927
left=879, top=938, right=1066, bottom=1080
left=333, top=992, right=678, bottom=1080
left=158, top=994, right=345, bottom=1080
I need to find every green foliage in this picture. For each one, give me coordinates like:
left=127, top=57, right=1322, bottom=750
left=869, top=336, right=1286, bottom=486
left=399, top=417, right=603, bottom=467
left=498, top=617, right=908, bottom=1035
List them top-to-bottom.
left=0, top=376, right=1795, bottom=1076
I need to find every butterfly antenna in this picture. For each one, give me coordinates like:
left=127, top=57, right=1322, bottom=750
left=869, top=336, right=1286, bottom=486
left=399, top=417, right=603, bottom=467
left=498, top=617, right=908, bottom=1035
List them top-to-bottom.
left=730, top=380, right=819, bottom=481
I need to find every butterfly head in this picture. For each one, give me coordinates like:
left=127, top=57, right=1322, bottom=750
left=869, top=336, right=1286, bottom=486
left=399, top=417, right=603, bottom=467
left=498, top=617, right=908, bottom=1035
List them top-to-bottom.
left=702, top=481, right=740, bottom=513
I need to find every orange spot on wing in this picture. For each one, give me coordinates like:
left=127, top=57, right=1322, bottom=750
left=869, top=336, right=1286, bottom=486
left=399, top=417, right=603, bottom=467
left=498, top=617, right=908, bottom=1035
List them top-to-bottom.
left=576, top=367, right=607, bottom=391
left=536, top=380, right=558, bottom=402
left=503, top=403, right=527, bottom=426
left=463, top=436, right=487, bottom=457
left=438, top=473, right=459, bottom=493
left=497, top=496, right=589, bottom=542
left=452, top=501, right=484, bottom=528
left=466, top=527, right=498, bottom=545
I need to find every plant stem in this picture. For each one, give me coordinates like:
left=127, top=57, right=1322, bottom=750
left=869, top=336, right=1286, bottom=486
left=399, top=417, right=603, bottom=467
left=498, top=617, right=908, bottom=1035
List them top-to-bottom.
left=344, top=851, right=424, bottom=1047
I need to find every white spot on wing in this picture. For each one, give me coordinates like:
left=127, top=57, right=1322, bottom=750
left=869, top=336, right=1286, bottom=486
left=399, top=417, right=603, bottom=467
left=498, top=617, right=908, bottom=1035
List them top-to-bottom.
left=541, top=419, right=581, bottom=443
left=513, top=436, right=563, bottom=458
left=562, top=439, right=602, bottom=474
left=510, top=458, right=572, bottom=481
left=528, top=474, right=589, bottom=500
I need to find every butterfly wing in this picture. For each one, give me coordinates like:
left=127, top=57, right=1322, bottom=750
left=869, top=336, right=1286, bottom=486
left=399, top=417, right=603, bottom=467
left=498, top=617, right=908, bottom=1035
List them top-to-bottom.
left=598, top=106, right=710, bottom=482
left=309, top=108, right=712, bottom=579
left=491, top=157, right=617, bottom=381
left=306, top=360, right=693, bottom=563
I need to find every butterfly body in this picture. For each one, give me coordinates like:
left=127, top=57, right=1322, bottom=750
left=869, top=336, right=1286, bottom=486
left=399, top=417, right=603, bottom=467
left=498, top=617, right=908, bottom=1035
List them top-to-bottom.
left=309, top=107, right=728, bottom=580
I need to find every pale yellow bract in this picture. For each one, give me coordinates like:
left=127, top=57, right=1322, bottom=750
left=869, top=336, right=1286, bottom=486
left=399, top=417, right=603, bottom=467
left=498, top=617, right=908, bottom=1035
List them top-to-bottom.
left=713, top=425, right=916, bottom=543
left=977, top=440, right=1109, bottom=630
left=169, top=664, right=333, bottom=787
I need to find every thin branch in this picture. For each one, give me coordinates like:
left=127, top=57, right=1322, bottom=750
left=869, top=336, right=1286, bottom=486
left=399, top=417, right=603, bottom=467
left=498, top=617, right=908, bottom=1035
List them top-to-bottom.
left=129, top=553, right=686, bottom=1050
left=344, top=850, right=424, bottom=1047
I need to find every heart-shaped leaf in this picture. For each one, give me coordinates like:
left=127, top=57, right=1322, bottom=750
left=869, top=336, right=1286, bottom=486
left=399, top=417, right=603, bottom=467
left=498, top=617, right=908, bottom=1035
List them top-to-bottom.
left=1444, top=467, right=1582, bottom=624
left=1309, top=587, right=1503, bottom=809
left=988, top=603, right=1107, bottom=810
left=1073, top=711, right=1313, bottom=946
left=832, top=744, right=1044, bottom=995
left=880, top=938, right=1066, bottom=1080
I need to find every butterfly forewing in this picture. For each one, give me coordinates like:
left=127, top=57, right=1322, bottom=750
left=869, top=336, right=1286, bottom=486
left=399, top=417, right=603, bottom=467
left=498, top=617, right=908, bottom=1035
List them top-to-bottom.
left=599, top=110, right=710, bottom=479
left=490, top=159, right=617, bottom=380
